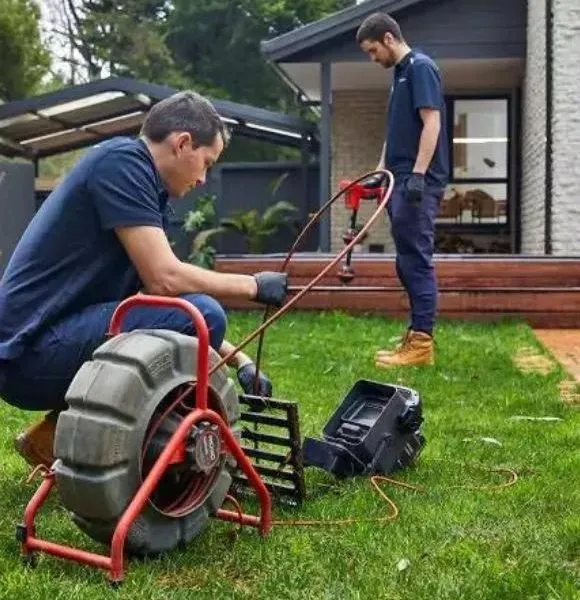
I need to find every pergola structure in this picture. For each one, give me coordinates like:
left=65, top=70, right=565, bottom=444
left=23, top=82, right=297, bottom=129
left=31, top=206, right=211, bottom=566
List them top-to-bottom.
left=0, top=77, right=319, bottom=167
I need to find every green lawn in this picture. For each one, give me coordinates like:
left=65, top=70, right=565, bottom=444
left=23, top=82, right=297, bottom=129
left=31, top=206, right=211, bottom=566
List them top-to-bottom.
left=0, top=313, right=578, bottom=599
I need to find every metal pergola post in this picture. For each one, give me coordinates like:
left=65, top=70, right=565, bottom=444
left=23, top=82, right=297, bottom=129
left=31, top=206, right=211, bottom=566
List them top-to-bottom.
left=319, top=61, right=332, bottom=252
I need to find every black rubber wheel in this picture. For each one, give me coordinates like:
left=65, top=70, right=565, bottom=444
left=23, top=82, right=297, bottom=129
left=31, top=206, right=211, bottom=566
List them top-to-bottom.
left=53, top=329, right=240, bottom=557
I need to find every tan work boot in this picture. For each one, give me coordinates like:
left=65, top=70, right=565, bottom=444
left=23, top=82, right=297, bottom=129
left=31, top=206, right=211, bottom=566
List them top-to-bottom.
left=375, top=329, right=413, bottom=359
left=375, top=331, right=434, bottom=368
left=14, top=409, right=60, bottom=468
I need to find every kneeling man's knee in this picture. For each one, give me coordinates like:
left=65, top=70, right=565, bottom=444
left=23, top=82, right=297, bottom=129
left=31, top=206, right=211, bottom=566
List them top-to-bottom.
left=180, top=294, right=227, bottom=350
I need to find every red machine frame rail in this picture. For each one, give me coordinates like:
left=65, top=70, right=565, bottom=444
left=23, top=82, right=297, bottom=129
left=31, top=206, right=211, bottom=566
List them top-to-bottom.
left=17, top=296, right=272, bottom=584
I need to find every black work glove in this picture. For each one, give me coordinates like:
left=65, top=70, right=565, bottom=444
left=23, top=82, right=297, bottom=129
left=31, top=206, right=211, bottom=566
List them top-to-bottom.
left=405, top=173, right=425, bottom=203
left=253, top=271, right=288, bottom=307
left=237, top=363, right=273, bottom=398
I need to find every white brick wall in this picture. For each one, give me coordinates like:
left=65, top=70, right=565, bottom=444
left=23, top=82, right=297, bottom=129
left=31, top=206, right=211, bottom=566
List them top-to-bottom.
left=521, top=0, right=546, bottom=254
left=522, top=0, right=580, bottom=255
left=551, top=0, right=580, bottom=254
left=330, top=90, right=395, bottom=253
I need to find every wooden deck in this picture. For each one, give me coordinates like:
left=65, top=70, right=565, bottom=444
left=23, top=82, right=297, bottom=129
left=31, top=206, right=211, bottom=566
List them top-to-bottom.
left=214, top=254, right=580, bottom=328
left=535, top=330, right=580, bottom=380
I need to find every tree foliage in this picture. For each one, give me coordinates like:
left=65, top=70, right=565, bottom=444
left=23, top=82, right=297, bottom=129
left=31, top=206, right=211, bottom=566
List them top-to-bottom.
left=0, top=0, right=51, bottom=100
left=38, top=0, right=353, bottom=166
left=44, top=0, right=183, bottom=85
left=45, top=0, right=353, bottom=106
left=164, top=0, right=353, bottom=160
left=166, top=0, right=353, bottom=109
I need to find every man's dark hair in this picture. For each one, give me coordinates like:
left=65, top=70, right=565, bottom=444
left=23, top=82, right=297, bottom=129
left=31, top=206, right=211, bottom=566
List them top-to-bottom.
left=356, top=12, right=403, bottom=45
left=141, top=91, right=230, bottom=148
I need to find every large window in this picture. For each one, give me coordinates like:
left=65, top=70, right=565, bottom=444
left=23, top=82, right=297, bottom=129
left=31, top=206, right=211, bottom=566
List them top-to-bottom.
left=438, top=97, right=510, bottom=228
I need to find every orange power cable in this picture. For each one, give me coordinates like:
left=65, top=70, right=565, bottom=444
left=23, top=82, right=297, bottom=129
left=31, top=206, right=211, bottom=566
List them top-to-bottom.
left=270, top=465, right=519, bottom=528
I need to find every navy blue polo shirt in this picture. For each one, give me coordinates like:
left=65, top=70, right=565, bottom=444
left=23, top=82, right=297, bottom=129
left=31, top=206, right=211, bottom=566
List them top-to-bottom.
left=385, top=50, right=449, bottom=187
left=0, top=137, right=169, bottom=361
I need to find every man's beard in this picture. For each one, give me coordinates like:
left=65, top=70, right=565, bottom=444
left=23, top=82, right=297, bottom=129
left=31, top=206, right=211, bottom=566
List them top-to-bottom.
left=380, top=52, right=396, bottom=69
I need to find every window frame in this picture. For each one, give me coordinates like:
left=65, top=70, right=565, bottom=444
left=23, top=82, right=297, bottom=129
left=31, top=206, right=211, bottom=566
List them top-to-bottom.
left=439, top=93, right=512, bottom=234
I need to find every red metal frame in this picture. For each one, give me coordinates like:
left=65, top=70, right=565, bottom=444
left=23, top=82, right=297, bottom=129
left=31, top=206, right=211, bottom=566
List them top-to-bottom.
left=18, top=295, right=272, bottom=584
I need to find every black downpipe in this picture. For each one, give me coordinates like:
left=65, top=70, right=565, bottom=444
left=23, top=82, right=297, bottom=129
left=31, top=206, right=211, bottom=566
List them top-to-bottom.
left=544, top=0, right=553, bottom=254
left=514, top=88, right=522, bottom=254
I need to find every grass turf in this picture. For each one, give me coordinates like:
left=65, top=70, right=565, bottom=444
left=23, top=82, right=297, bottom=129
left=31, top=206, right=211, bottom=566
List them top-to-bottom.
left=0, top=312, right=578, bottom=599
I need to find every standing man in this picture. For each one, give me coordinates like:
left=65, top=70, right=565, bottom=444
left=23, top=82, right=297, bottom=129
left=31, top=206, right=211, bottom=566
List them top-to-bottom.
left=356, top=12, right=449, bottom=367
left=0, top=90, right=287, bottom=467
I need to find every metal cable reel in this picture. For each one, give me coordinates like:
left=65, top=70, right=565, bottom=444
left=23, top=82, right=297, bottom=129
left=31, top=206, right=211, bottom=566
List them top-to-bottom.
left=54, top=328, right=241, bottom=556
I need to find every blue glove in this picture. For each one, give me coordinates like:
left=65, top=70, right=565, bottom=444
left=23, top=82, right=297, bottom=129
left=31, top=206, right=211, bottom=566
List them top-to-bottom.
left=405, top=173, right=425, bottom=204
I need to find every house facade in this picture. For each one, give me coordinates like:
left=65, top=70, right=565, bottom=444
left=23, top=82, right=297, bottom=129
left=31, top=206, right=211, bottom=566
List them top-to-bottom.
left=261, top=0, right=580, bottom=255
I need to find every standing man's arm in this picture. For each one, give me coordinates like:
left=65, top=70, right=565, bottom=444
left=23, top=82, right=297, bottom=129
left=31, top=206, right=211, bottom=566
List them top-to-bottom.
left=405, top=61, right=444, bottom=202
left=413, top=108, right=440, bottom=175
left=376, top=142, right=386, bottom=171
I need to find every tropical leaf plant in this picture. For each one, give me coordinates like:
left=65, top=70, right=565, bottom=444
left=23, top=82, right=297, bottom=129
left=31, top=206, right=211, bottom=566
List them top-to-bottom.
left=183, top=194, right=224, bottom=269
left=220, top=199, right=297, bottom=254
